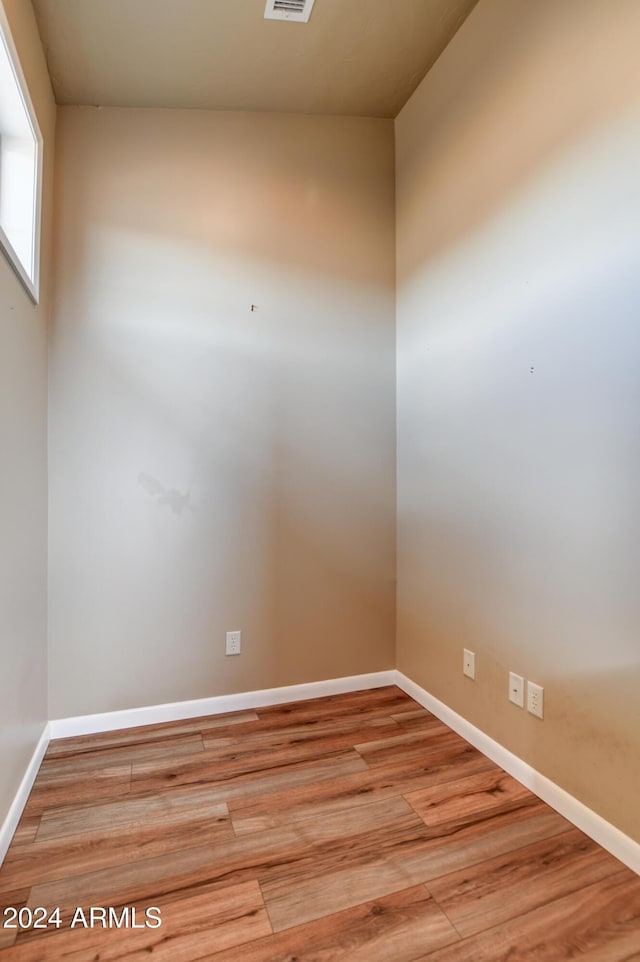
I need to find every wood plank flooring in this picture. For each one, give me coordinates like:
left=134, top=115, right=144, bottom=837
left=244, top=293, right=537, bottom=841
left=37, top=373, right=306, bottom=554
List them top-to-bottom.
left=0, top=686, right=638, bottom=960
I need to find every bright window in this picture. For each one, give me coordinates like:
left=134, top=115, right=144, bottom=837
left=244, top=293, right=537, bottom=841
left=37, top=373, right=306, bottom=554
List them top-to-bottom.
left=0, top=1, right=43, bottom=302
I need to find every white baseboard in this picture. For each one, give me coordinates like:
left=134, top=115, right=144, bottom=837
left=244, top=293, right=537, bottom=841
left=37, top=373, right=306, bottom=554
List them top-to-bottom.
left=49, top=670, right=398, bottom=740
left=394, top=670, right=640, bottom=877
left=0, top=723, right=50, bottom=866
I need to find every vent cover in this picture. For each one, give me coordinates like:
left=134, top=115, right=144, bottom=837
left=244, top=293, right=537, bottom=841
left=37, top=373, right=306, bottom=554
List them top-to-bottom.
left=264, top=0, right=316, bottom=23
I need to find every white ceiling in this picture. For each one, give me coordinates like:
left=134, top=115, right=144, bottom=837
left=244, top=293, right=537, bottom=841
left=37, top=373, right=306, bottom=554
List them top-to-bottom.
left=32, top=0, right=478, bottom=118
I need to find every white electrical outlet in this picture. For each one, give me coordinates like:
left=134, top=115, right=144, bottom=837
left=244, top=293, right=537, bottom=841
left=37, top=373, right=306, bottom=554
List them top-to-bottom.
left=226, top=630, right=241, bottom=656
left=463, top=648, right=475, bottom=680
left=509, top=672, right=524, bottom=708
left=527, top=681, right=544, bottom=719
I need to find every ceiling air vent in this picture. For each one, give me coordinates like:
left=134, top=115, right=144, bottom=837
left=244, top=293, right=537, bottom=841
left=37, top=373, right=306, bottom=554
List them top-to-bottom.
left=264, top=0, right=316, bottom=23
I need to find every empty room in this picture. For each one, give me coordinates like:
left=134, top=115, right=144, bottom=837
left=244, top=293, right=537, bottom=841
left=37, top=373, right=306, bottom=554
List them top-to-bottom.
left=0, top=0, right=639, bottom=958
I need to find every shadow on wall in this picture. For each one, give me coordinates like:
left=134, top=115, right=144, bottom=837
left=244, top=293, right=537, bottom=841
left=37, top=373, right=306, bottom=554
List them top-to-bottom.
left=395, top=0, right=640, bottom=842
left=48, top=109, right=396, bottom=715
left=395, top=137, right=640, bottom=833
left=138, top=473, right=194, bottom=515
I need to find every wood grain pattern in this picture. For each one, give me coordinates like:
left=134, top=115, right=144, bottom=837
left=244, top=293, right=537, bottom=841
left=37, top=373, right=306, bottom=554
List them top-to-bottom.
left=0, top=685, right=636, bottom=961
left=255, top=687, right=416, bottom=724
left=390, top=708, right=444, bottom=732
left=390, top=708, right=434, bottom=722
left=45, top=710, right=260, bottom=757
left=199, top=714, right=401, bottom=762
left=129, top=722, right=394, bottom=790
left=354, top=727, right=465, bottom=766
left=39, top=732, right=204, bottom=775
left=229, top=744, right=497, bottom=836
left=130, top=747, right=368, bottom=798
left=20, top=766, right=131, bottom=818
left=406, top=768, right=532, bottom=826
left=36, top=783, right=232, bottom=842
left=25, top=795, right=419, bottom=914
left=259, top=799, right=571, bottom=933
left=393, top=800, right=571, bottom=887
left=2, top=803, right=232, bottom=891
left=7, top=820, right=40, bottom=849
left=428, top=827, right=629, bottom=937
left=261, top=857, right=412, bottom=932
left=421, top=870, right=640, bottom=962
left=6, top=881, right=270, bottom=961
left=208, top=885, right=459, bottom=961
left=0, top=889, right=29, bottom=950
left=0, top=929, right=17, bottom=951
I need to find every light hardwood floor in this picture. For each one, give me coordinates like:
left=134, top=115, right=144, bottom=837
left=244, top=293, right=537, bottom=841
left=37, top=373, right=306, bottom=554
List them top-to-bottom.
left=0, top=686, right=638, bottom=960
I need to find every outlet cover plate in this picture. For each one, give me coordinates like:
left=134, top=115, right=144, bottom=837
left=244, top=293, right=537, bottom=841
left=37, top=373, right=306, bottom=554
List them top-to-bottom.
left=226, top=630, right=241, bottom=656
left=463, top=648, right=475, bottom=680
left=509, top=672, right=525, bottom=708
left=527, top=680, right=544, bottom=719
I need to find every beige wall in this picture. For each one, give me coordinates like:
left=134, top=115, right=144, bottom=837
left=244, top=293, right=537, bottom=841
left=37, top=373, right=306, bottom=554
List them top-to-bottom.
left=0, top=0, right=55, bottom=826
left=396, top=0, right=640, bottom=840
left=48, top=107, right=396, bottom=717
